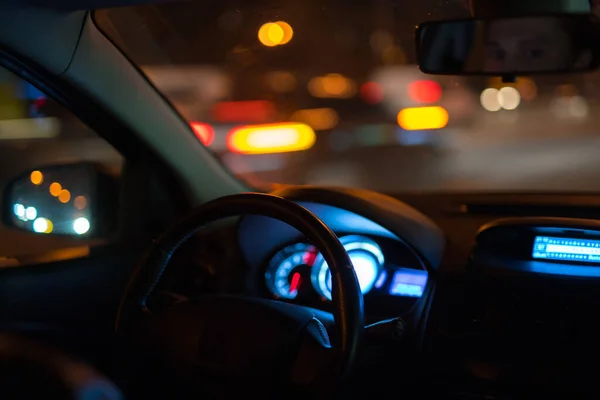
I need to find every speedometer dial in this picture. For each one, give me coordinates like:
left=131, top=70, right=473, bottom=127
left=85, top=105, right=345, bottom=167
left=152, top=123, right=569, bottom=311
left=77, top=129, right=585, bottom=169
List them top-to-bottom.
left=311, top=235, right=384, bottom=300
left=265, top=243, right=317, bottom=300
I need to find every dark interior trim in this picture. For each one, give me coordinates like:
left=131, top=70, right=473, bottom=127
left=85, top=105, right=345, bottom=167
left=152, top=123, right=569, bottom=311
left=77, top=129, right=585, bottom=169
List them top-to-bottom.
left=0, top=36, right=191, bottom=214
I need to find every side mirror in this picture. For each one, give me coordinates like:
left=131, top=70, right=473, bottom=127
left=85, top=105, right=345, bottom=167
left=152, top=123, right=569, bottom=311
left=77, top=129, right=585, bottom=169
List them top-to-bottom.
left=416, top=14, right=600, bottom=76
left=3, top=163, right=118, bottom=237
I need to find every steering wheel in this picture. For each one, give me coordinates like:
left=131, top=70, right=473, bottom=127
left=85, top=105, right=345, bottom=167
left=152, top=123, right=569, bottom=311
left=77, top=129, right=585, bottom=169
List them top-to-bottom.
left=116, top=193, right=364, bottom=396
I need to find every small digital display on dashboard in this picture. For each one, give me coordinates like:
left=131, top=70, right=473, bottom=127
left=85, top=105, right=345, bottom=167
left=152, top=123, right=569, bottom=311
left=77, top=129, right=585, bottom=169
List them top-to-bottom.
left=532, top=236, right=600, bottom=263
left=388, top=268, right=428, bottom=297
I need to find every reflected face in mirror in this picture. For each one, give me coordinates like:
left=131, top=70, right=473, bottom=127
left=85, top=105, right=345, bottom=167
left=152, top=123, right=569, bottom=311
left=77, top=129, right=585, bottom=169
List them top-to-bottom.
left=416, top=14, right=599, bottom=75
left=483, top=17, right=591, bottom=73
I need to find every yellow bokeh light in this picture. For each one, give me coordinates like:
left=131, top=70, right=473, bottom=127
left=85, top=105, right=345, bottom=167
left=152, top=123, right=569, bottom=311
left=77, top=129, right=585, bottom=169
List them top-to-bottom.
left=258, top=21, right=293, bottom=47
left=275, top=21, right=293, bottom=44
left=258, top=23, right=274, bottom=46
left=259, top=23, right=280, bottom=47
left=267, top=24, right=284, bottom=44
left=265, top=71, right=296, bottom=92
left=308, top=74, right=356, bottom=99
left=322, top=74, right=347, bottom=95
left=397, top=106, right=449, bottom=131
left=291, top=108, right=339, bottom=131
left=227, top=122, right=316, bottom=154
left=30, top=170, right=43, bottom=185
left=49, top=182, right=62, bottom=197
left=58, top=189, right=71, bottom=204
left=74, top=195, right=87, bottom=210
left=33, top=217, right=54, bottom=234
left=45, top=219, right=54, bottom=234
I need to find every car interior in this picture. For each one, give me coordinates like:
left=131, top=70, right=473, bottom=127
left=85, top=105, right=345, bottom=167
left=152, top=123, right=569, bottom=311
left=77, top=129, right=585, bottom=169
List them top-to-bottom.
left=3, top=0, right=600, bottom=399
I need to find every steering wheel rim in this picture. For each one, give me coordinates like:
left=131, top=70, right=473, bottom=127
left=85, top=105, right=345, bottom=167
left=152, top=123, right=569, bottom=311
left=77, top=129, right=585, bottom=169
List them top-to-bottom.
left=116, top=192, right=364, bottom=381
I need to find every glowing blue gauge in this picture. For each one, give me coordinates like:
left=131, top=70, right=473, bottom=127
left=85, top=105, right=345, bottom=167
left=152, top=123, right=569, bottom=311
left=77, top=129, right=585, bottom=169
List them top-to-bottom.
left=311, top=235, right=385, bottom=300
left=265, top=243, right=317, bottom=300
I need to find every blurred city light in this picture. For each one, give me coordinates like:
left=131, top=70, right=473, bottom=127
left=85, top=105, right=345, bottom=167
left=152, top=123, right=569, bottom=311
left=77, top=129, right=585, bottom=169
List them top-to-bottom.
left=258, top=21, right=293, bottom=47
left=276, top=21, right=293, bottom=44
left=258, top=23, right=282, bottom=47
left=265, top=71, right=296, bottom=93
left=308, top=74, right=356, bottom=98
left=517, top=78, right=537, bottom=101
left=408, top=80, right=442, bottom=104
left=360, top=82, right=384, bottom=104
left=555, top=84, right=578, bottom=97
left=481, top=87, right=521, bottom=111
left=498, top=87, right=521, bottom=111
left=480, top=88, right=501, bottom=112
left=550, top=95, right=589, bottom=119
left=569, top=96, right=589, bottom=118
left=212, top=100, right=275, bottom=122
left=397, top=106, right=449, bottom=130
left=291, top=108, right=339, bottom=131
left=0, top=118, right=60, bottom=140
left=190, top=122, right=215, bottom=146
left=227, top=122, right=316, bottom=154
left=30, top=170, right=43, bottom=185
left=49, top=182, right=62, bottom=197
left=58, top=189, right=71, bottom=204
left=74, top=196, right=87, bottom=210
left=13, top=203, right=25, bottom=221
left=25, top=206, right=37, bottom=221
left=33, top=217, right=53, bottom=234
left=73, top=217, right=90, bottom=235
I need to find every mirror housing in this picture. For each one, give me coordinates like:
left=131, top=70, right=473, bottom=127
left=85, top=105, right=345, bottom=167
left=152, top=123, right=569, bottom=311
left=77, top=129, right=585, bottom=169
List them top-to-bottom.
left=469, top=0, right=591, bottom=18
left=416, top=14, right=600, bottom=77
left=3, top=162, right=118, bottom=237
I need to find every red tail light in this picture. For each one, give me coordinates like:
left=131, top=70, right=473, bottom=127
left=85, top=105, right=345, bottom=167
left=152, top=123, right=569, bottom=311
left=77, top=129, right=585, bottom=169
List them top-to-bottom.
left=408, top=80, right=442, bottom=104
left=212, top=100, right=275, bottom=123
left=190, top=122, right=214, bottom=146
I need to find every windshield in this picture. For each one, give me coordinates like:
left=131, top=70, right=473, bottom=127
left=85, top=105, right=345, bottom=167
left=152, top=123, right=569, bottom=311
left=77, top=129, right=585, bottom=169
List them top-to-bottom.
left=94, top=1, right=600, bottom=192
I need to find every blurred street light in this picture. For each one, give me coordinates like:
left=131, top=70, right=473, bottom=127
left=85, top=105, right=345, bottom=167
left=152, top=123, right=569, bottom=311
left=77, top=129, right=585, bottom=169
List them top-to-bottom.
left=258, top=21, right=294, bottom=47
left=308, top=74, right=356, bottom=98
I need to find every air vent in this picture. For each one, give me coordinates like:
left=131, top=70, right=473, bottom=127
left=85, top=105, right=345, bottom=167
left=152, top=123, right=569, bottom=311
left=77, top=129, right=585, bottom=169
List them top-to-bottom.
left=454, top=203, right=600, bottom=218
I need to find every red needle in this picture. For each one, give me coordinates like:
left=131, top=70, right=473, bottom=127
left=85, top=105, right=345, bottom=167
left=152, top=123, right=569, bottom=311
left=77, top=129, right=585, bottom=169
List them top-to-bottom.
left=302, top=250, right=317, bottom=266
left=289, top=272, right=301, bottom=294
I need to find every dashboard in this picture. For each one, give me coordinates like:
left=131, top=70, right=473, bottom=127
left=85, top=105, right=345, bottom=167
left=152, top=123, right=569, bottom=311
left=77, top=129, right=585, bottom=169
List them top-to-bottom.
left=232, top=190, right=600, bottom=396
left=237, top=195, right=443, bottom=318
left=263, top=234, right=428, bottom=308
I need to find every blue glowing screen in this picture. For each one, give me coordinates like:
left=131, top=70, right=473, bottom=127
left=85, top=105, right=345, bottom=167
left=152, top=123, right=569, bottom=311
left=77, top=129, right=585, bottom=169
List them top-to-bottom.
left=533, top=236, right=600, bottom=263
left=388, top=268, right=428, bottom=297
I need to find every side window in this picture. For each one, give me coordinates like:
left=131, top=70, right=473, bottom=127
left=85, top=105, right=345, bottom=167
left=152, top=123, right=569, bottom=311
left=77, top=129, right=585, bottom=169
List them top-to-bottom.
left=0, top=67, right=123, bottom=264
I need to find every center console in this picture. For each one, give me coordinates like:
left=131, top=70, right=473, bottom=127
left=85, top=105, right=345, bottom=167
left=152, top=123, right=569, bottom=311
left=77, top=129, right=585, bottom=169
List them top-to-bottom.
left=425, top=217, right=600, bottom=396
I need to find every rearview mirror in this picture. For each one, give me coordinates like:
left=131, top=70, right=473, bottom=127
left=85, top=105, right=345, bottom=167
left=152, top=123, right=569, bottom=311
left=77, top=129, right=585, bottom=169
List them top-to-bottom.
left=416, top=14, right=600, bottom=76
left=3, top=163, right=118, bottom=237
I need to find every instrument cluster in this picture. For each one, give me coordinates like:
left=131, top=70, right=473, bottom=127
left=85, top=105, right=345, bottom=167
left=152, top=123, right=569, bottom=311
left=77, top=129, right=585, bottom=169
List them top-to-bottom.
left=263, top=234, right=428, bottom=306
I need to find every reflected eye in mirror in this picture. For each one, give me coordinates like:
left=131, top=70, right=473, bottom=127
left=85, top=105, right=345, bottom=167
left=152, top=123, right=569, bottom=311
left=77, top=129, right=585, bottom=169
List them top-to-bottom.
left=416, top=13, right=600, bottom=76
left=3, top=163, right=118, bottom=237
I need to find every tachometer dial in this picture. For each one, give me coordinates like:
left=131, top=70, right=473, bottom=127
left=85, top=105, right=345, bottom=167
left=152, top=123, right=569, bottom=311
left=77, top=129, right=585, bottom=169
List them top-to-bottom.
left=311, top=235, right=384, bottom=300
left=265, top=243, right=318, bottom=299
